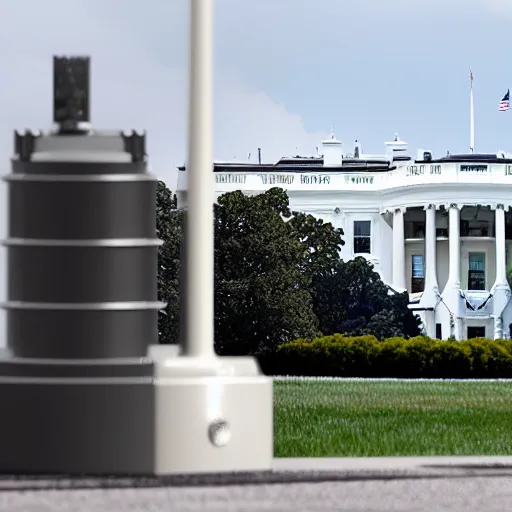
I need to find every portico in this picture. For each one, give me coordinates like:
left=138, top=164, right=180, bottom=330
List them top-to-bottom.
left=387, top=203, right=511, bottom=340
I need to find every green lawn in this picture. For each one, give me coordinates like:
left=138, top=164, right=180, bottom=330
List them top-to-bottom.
left=274, top=378, right=512, bottom=457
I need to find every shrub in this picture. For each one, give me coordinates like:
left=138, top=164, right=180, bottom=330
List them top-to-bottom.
left=258, top=334, right=512, bottom=379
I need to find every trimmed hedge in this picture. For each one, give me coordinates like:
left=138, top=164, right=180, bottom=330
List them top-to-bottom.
left=258, top=334, right=512, bottom=378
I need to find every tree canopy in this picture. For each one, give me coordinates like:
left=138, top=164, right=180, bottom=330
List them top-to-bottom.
left=156, top=181, right=182, bottom=345
left=156, top=182, right=421, bottom=352
left=213, top=188, right=321, bottom=355
left=288, top=210, right=345, bottom=279
left=312, top=257, right=421, bottom=339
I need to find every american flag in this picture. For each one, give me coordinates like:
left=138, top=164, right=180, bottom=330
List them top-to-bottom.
left=470, top=70, right=473, bottom=82
left=499, top=90, right=510, bottom=112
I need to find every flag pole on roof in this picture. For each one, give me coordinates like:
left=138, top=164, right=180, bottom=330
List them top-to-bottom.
left=469, top=70, right=475, bottom=154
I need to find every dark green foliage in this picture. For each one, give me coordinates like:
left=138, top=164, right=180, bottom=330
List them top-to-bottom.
left=156, top=181, right=182, bottom=345
left=156, top=183, right=421, bottom=353
left=156, top=185, right=340, bottom=352
left=214, top=188, right=321, bottom=356
left=288, top=210, right=344, bottom=278
left=311, top=257, right=421, bottom=339
left=259, top=334, right=512, bottom=378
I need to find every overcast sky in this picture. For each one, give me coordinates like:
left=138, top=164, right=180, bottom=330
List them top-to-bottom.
left=0, top=0, right=509, bottom=342
left=1, top=0, right=511, bottom=188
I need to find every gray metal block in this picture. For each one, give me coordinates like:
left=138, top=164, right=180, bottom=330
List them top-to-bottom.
left=0, top=373, right=156, bottom=474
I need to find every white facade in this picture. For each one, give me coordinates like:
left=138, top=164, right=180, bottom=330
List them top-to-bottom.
left=177, top=134, right=512, bottom=341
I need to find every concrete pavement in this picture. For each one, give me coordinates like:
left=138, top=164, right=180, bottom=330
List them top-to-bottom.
left=2, top=457, right=512, bottom=511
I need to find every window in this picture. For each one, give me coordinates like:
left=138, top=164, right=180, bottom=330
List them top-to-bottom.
left=461, top=219, right=489, bottom=237
left=353, top=220, right=371, bottom=254
left=411, top=222, right=425, bottom=239
left=468, top=252, right=485, bottom=290
left=411, top=255, right=425, bottom=293
left=436, top=323, right=442, bottom=340
left=467, top=326, right=485, bottom=339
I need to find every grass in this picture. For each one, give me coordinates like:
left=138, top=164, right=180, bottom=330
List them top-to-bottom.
left=274, top=377, right=512, bottom=457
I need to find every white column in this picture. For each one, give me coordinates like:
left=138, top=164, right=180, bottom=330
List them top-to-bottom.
left=422, top=204, right=439, bottom=338
left=424, top=204, right=438, bottom=291
left=441, top=204, right=462, bottom=340
left=446, top=204, right=461, bottom=288
left=493, top=204, right=509, bottom=339
left=495, top=204, right=507, bottom=285
left=392, top=207, right=406, bottom=291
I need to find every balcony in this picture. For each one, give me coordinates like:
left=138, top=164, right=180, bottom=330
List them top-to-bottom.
left=460, top=220, right=492, bottom=238
left=405, top=222, right=495, bottom=241
left=405, top=222, right=425, bottom=241
left=405, top=223, right=449, bottom=241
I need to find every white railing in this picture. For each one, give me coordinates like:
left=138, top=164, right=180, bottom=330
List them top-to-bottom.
left=177, top=162, right=512, bottom=194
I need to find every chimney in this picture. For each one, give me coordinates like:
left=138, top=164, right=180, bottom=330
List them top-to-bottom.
left=321, top=128, right=343, bottom=167
left=385, top=133, right=408, bottom=159
left=354, top=140, right=361, bottom=159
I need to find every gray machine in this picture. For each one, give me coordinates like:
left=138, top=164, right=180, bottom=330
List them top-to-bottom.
left=0, top=55, right=273, bottom=475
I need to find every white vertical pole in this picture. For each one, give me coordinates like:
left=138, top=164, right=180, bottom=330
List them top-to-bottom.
left=184, top=0, right=216, bottom=358
left=470, top=70, right=475, bottom=153
left=424, top=204, right=438, bottom=292
left=447, top=205, right=461, bottom=288
left=495, top=205, right=507, bottom=285
left=392, top=207, right=406, bottom=291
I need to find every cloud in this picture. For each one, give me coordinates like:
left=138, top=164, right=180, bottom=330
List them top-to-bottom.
left=0, top=0, right=328, bottom=189
left=0, top=0, right=329, bottom=344
left=0, top=0, right=502, bottom=186
left=0, top=0, right=507, bottom=183
left=214, top=86, right=328, bottom=164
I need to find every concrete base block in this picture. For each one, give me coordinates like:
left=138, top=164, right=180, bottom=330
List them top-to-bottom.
left=0, top=346, right=273, bottom=475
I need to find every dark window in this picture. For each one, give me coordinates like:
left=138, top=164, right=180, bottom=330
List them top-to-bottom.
left=461, top=219, right=490, bottom=237
left=353, top=220, right=371, bottom=254
left=461, top=220, right=469, bottom=236
left=506, top=221, right=512, bottom=240
left=412, top=222, right=425, bottom=238
left=468, top=252, right=485, bottom=290
left=411, top=255, right=425, bottom=293
left=436, top=323, right=442, bottom=340
left=467, top=326, right=485, bottom=339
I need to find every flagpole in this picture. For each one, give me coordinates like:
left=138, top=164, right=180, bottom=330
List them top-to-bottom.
left=470, top=70, right=475, bottom=153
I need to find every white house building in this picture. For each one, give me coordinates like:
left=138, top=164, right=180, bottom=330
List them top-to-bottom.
left=176, top=132, right=512, bottom=341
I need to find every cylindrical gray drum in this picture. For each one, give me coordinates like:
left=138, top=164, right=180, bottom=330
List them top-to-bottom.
left=4, top=131, right=164, bottom=359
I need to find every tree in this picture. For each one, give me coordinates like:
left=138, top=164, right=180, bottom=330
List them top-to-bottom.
left=156, top=180, right=182, bottom=345
left=156, top=181, right=417, bottom=349
left=214, top=188, right=320, bottom=356
left=288, top=211, right=345, bottom=279
left=312, top=256, right=421, bottom=339
left=385, top=290, right=424, bottom=339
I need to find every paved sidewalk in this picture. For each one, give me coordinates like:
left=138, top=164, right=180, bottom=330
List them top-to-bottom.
left=2, top=457, right=512, bottom=511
